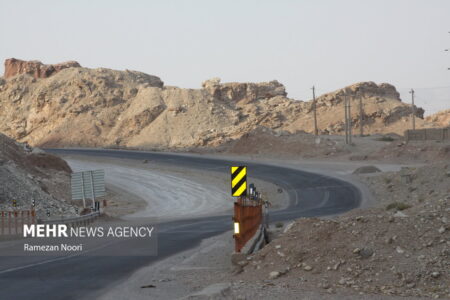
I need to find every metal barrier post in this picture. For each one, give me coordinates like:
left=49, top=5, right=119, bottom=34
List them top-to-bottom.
left=14, top=211, right=18, bottom=235
left=20, top=211, right=24, bottom=235
left=8, top=212, right=11, bottom=235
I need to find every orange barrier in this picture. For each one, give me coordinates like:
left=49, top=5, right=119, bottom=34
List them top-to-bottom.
left=233, top=197, right=262, bottom=252
left=0, top=210, right=36, bottom=235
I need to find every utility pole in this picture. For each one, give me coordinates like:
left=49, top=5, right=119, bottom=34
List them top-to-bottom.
left=312, top=86, right=318, bottom=136
left=409, top=89, right=415, bottom=130
left=344, top=94, right=349, bottom=144
left=344, top=94, right=347, bottom=144
left=348, top=95, right=352, bottom=144
left=359, top=96, right=364, bottom=137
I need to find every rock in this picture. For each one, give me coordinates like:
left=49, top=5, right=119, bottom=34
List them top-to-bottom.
left=4, top=58, right=81, bottom=79
left=31, top=147, right=45, bottom=154
left=349, top=154, right=368, bottom=161
left=353, top=165, right=382, bottom=174
left=394, top=211, right=408, bottom=218
left=283, top=221, right=295, bottom=233
left=438, top=226, right=446, bottom=234
left=396, top=246, right=405, bottom=254
left=358, top=248, right=374, bottom=259
left=277, top=251, right=285, bottom=257
left=231, top=253, right=247, bottom=266
left=333, top=261, right=342, bottom=270
left=303, top=265, right=313, bottom=271
left=269, top=271, right=281, bottom=279
left=431, top=272, right=441, bottom=279
left=431, top=272, right=441, bottom=278
left=320, top=282, right=331, bottom=289
left=406, top=282, right=416, bottom=288
left=187, top=283, right=231, bottom=298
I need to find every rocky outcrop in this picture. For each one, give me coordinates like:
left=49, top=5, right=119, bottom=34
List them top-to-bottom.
left=4, top=58, right=81, bottom=79
left=0, top=59, right=445, bottom=149
left=202, top=78, right=287, bottom=103
left=316, top=82, right=401, bottom=107
left=425, top=109, right=450, bottom=127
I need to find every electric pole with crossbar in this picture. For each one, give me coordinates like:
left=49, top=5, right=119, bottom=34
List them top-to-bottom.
left=312, top=86, right=318, bottom=136
left=409, top=89, right=416, bottom=130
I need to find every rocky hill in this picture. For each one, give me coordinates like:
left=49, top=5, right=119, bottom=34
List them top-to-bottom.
left=0, top=58, right=446, bottom=150
left=426, top=109, right=450, bottom=128
left=0, top=133, right=76, bottom=218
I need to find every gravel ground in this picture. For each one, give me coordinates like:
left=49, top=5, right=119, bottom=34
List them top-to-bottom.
left=93, top=160, right=449, bottom=300
left=230, top=164, right=450, bottom=299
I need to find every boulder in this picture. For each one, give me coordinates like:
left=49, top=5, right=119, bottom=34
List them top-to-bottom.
left=4, top=58, right=81, bottom=79
left=353, top=165, right=382, bottom=174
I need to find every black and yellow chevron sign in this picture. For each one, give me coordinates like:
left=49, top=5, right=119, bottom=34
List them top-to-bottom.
left=231, top=166, right=247, bottom=197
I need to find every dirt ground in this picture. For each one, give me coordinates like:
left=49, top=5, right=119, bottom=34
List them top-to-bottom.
left=208, top=127, right=450, bottom=164
left=93, top=159, right=449, bottom=300
left=229, top=164, right=450, bottom=299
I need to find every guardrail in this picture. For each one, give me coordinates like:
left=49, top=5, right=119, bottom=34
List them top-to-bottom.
left=233, top=197, right=263, bottom=253
left=0, top=210, right=36, bottom=236
left=43, top=211, right=101, bottom=227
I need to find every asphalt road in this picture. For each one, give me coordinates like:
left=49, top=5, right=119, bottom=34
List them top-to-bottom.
left=0, top=149, right=361, bottom=300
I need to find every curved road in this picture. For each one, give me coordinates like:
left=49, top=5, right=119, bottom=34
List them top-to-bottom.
left=0, top=149, right=361, bottom=300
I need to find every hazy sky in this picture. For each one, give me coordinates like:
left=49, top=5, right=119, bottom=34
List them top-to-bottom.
left=1, top=0, right=449, bottom=115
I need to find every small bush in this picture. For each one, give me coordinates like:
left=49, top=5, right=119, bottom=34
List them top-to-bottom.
left=376, top=136, right=395, bottom=142
left=386, top=202, right=411, bottom=211
left=275, top=222, right=284, bottom=228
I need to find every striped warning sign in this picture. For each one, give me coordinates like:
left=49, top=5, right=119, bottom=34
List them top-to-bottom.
left=231, top=166, right=247, bottom=197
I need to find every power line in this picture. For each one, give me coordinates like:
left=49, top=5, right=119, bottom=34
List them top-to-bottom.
left=398, top=85, right=450, bottom=90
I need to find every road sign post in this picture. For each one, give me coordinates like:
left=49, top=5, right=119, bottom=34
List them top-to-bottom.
left=71, top=170, right=106, bottom=209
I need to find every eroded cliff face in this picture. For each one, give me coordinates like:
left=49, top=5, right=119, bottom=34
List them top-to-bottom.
left=4, top=58, right=81, bottom=79
left=0, top=59, right=441, bottom=150
left=202, top=78, right=287, bottom=104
